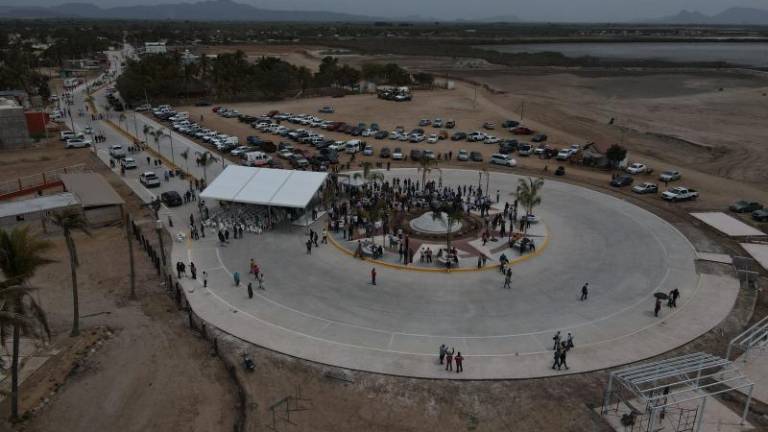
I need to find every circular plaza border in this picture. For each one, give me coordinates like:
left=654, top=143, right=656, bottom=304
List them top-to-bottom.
left=176, top=168, right=736, bottom=380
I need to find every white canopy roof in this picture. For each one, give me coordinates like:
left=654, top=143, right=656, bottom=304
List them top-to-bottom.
left=200, top=166, right=327, bottom=209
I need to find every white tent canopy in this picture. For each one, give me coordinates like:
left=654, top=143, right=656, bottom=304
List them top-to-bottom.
left=200, top=166, right=327, bottom=209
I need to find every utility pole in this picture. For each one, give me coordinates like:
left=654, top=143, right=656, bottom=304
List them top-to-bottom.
left=126, top=213, right=136, bottom=299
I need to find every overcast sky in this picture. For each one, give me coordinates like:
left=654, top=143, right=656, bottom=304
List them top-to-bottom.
left=20, top=0, right=768, bottom=21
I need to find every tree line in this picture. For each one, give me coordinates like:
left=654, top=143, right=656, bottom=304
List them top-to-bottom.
left=116, top=50, right=429, bottom=105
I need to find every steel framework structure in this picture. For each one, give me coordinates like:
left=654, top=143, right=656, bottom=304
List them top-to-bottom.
left=602, top=352, right=754, bottom=432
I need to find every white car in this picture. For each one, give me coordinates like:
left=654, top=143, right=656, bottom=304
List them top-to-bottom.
left=427, top=134, right=439, bottom=144
left=485, top=136, right=501, bottom=145
left=65, top=138, right=92, bottom=149
left=363, top=145, right=374, bottom=156
left=392, top=148, right=404, bottom=160
left=457, top=149, right=469, bottom=161
left=556, top=149, right=573, bottom=160
left=422, top=150, right=436, bottom=160
left=490, top=153, right=517, bottom=167
left=120, top=157, right=137, bottom=169
left=626, top=162, right=649, bottom=175
left=139, top=171, right=161, bottom=188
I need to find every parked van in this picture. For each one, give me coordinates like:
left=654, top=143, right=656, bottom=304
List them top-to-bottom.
left=346, top=140, right=362, bottom=154
left=244, top=151, right=271, bottom=167
left=490, top=153, right=517, bottom=167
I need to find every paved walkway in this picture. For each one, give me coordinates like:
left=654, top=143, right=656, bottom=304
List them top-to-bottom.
left=69, top=53, right=740, bottom=379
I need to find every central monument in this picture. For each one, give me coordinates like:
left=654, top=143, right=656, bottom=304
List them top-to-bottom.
left=409, top=211, right=463, bottom=235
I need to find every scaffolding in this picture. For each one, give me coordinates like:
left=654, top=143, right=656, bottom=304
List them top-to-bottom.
left=727, top=315, right=768, bottom=361
left=602, top=352, right=754, bottom=432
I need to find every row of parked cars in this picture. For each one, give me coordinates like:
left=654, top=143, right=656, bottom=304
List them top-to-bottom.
left=153, top=106, right=241, bottom=153
left=729, top=201, right=768, bottom=222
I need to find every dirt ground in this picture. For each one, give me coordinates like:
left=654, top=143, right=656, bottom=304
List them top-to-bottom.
left=0, top=143, right=237, bottom=431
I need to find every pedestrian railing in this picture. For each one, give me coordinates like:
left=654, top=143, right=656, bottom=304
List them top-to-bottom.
left=726, top=315, right=768, bottom=361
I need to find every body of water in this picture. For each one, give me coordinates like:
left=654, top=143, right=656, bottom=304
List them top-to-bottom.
left=482, top=42, right=768, bottom=67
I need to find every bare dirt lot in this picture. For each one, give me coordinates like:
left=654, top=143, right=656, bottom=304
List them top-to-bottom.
left=0, top=142, right=237, bottom=431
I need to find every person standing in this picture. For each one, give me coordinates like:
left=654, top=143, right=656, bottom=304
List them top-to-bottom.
left=322, top=228, right=328, bottom=244
left=306, top=239, right=312, bottom=255
left=190, top=262, right=197, bottom=280
left=370, top=268, right=377, bottom=285
left=504, top=268, right=512, bottom=289
left=202, top=271, right=208, bottom=288
left=233, top=271, right=240, bottom=287
left=257, top=272, right=265, bottom=290
left=247, top=282, right=253, bottom=299
left=580, top=283, right=589, bottom=301
left=671, top=288, right=680, bottom=308
left=654, top=298, right=662, bottom=317
left=566, top=333, right=574, bottom=350
left=439, top=344, right=447, bottom=365
left=445, top=347, right=455, bottom=371
left=454, top=352, right=464, bottom=373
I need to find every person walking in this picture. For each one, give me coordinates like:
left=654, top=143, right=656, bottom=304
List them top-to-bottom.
left=322, top=228, right=328, bottom=244
left=306, top=239, right=312, bottom=255
left=190, top=262, right=197, bottom=280
left=370, top=268, right=377, bottom=285
left=503, top=268, right=512, bottom=289
left=202, top=271, right=208, bottom=288
left=233, top=271, right=240, bottom=287
left=257, top=272, right=265, bottom=290
left=247, top=282, right=253, bottom=299
left=580, top=283, right=589, bottom=301
left=671, top=288, right=680, bottom=308
left=654, top=298, right=662, bottom=317
left=552, top=331, right=561, bottom=350
left=566, top=333, right=574, bottom=350
left=439, top=344, right=447, bottom=365
left=552, top=346, right=562, bottom=370
left=559, top=346, right=569, bottom=370
left=445, top=347, right=455, bottom=371
left=454, top=352, right=464, bottom=373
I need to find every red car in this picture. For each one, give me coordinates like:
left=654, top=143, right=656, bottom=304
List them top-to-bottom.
left=212, top=106, right=222, bottom=113
left=512, top=127, right=534, bottom=135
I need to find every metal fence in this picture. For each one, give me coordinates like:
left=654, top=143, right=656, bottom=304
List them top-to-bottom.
left=0, top=163, right=87, bottom=196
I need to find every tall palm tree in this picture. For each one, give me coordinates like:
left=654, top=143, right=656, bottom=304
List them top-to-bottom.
left=142, top=124, right=153, bottom=145
left=195, top=151, right=218, bottom=183
left=418, top=157, right=439, bottom=190
left=353, top=162, right=384, bottom=185
left=516, top=177, right=544, bottom=233
left=432, top=202, right=464, bottom=251
left=48, top=210, right=90, bottom=337
left=0, top=227, right=53, bottom=421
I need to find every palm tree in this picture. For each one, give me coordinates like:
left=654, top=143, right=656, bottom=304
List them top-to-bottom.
left=142, top=124, right=153, bottom=145
left=195, top=151, right=218, bottom=183
left=418, top=157, right=439, bottom=190
left=353, top=162, right=384, bottom=185
left=516, top=177, right=544, bottom=233
left=432, top=201, right=464, bottom=251
left=48, top=210, right=90, bottom=337
left=0, top=227, right=53, bottom=421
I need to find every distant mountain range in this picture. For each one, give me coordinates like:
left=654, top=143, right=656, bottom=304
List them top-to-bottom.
left=0, top=0, right=375, bottom=22
left=651, top=7, right=768, bottom=25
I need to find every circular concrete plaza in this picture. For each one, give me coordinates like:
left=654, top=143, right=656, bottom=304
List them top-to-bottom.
left=179, top=168, right=725, bottom=379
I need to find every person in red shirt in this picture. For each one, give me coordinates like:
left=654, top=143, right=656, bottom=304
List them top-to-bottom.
left=454, top=352, right=464, bottom=373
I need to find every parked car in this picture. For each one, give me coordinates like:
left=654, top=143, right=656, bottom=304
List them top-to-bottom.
left=319, top=106, right=334, bottom=113
left=418, top=119, right=431, bottom=126
left=432, top=119, right=443, bottom=128
left=445, top=120, right=456, bottom=129
left=501, top=120, right=519, bottom=128
left=483, top=121, right=496, bottom=130
left=511, top=126, right=534, bottom=135
left=374, top=130, right=389, bottom=139
left=451, top=132, right=467, bottom=141
left=467, top=132, right=486, bottom=142
left=427, top=134, right=439, bottom=144
left=531, top=134, right=548, bottom=143
left=485, top=136, right=501, bottom=145
left=65, top=138, right=91, bottom=149
left=499, top=141, right=518, bottom=154
left=518, top=144, right=534, bottom=156
left=363, top=145, right=374, bottom=156
left=380, top=147, right=391, bottom=158
left=392, top=148, right=404, bottom=160
left=410, top=149, right=423, bottom=160
left=457, top=149, right=469, bottom=161
left=556, top=149, right=573, bottom=161
left=422, top=150, right=436, bottom=160
left=469, top=151, right=483, bottom=162
left=490, top=153, right=517, bottom=167
left=120, top=157, right=137, bottom=169
left=626, top=162, right=651, bottom=175
left=659, top=170, right=681, bottom=182
left=139, top=172, right=161, bottom=188
left=610, top=175, right=634, bottom=187
left=632, top=182, right=659, bottom=194
left=662, top=187, right=699, bottom=202
left=160, top=191, right=183, bottom=207
left=730, top=200, right=763, bottom=213
left=752, top=209, right=768, bottom=222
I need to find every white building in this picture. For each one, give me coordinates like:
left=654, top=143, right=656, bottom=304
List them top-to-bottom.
left=144, top=42, right=167, bottom=54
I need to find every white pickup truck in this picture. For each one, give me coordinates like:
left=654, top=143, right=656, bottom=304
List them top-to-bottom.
left=662, top=187, right=699, bottom=202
